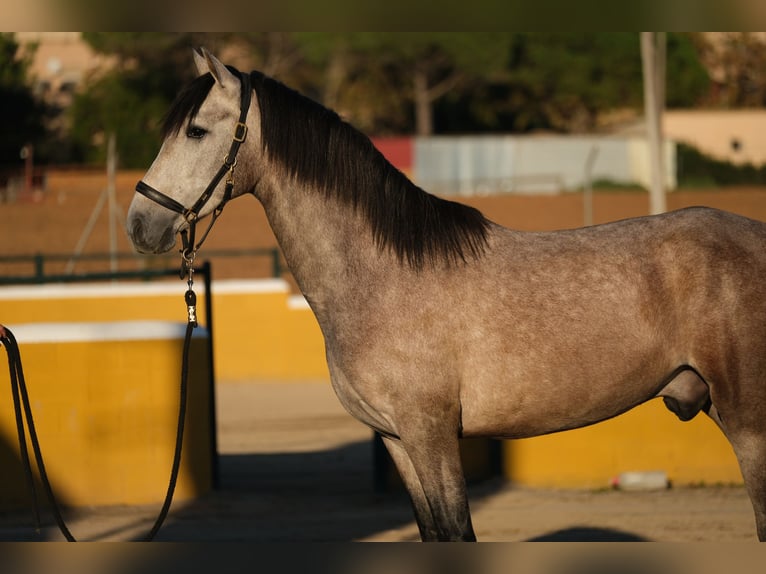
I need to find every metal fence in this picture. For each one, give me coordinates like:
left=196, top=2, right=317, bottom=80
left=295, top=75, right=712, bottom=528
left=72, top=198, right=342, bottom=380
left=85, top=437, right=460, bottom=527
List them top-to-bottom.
left=0, top=248, right=282, bottom=285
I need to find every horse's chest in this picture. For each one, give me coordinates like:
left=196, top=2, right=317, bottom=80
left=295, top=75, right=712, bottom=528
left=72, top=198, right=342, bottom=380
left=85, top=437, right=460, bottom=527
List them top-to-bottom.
left=328, top=368, right=399, bottom=437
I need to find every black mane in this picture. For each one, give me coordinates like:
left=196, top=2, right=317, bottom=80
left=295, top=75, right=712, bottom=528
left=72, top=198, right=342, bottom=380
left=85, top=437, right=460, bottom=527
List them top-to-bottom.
left=162, top=68, right=490, bottom=270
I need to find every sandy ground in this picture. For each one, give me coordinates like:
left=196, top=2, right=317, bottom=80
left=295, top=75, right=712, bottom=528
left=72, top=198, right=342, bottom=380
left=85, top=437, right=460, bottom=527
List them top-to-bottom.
left=0, top=382, right=758, bottom=543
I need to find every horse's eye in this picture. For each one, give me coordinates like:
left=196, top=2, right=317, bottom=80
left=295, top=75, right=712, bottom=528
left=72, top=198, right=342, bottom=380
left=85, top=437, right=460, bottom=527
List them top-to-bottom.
left=187, top=126, right=207, bottom=139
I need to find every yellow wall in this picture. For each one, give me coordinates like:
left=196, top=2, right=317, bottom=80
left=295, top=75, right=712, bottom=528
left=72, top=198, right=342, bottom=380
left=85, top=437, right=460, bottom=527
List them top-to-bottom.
left=0, top=279, right=329, bottom=382
left=209, top=283, right=329, bottom=381
left=0, top=321, right=213, bottom=509
left=505, top=399, right=742, bottom=488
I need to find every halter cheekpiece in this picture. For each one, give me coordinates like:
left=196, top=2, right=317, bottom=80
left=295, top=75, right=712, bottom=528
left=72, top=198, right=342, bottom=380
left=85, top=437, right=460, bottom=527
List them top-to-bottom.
left=135, top=71, right=252, bottom=274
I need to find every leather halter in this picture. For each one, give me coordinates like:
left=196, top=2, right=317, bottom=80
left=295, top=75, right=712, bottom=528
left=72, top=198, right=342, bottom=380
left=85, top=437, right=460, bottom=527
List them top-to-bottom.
left=135, top=71, right=252, bottom=268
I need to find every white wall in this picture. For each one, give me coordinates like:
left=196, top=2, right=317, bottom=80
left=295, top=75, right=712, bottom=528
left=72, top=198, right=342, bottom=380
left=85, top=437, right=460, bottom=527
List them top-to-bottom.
left=414, top=135, right=676, bottom=196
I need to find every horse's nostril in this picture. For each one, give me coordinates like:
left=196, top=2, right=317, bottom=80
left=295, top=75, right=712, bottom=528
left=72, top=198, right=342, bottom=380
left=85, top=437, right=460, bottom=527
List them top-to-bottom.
left=130, top=218, right=144, bottom=241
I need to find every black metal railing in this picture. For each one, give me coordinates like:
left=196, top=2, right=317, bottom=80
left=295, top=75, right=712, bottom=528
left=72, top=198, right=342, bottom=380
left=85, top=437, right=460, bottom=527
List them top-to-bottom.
left=0, top=248, right=282, bottom=285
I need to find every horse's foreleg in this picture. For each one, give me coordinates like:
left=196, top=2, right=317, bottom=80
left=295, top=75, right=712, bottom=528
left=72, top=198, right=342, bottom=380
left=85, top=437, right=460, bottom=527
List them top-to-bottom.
left=382, top=431, right=475, bottom=541
left=381, top=436, right=439, bottom=540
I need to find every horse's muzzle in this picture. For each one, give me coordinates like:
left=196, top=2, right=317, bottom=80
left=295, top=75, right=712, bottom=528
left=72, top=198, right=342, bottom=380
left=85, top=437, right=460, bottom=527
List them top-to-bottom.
left=127, top=214, right=177, bottom=254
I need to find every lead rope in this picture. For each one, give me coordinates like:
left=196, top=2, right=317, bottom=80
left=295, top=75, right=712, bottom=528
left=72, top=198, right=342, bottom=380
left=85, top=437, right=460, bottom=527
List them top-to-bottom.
left=141, top=262, right=197, bottom=541
left=0, top=267, right=198, bottom=541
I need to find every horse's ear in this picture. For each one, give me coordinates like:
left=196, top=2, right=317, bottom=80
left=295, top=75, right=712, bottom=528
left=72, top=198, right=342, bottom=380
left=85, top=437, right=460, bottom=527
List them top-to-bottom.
left=193, top=47, right=238, bottom=90
left=193, top=47, right=208, bottom=77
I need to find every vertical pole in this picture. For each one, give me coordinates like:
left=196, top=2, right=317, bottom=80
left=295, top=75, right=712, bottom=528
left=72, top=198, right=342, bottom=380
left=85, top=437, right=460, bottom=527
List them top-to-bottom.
left=641, top=32, right=666, bottom=215
left=107, top=133, right=118, bottom=273
left=23, top=144, right=33, bottom=198
left=583, top=145, right=599, bottom=227
left=65, top=189, right=107, bottom=274
left=272, top=247, right=282, bottom=278
left=34, top=253, right=44, bottom=283
left=201, top=261, right=219, bottom=489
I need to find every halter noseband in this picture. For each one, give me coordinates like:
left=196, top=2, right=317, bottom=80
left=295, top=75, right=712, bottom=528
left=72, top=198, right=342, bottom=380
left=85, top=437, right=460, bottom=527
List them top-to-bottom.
left=135, top=71, right=252, bottom=271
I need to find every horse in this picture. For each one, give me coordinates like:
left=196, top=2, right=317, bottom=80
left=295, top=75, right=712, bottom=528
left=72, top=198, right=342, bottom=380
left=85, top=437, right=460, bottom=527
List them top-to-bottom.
left=128, top=48, right=766, bottom=541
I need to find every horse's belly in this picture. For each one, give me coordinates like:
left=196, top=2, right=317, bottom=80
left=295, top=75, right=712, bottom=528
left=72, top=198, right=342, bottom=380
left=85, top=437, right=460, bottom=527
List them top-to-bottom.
left=458, top=362, right=670, bottom=439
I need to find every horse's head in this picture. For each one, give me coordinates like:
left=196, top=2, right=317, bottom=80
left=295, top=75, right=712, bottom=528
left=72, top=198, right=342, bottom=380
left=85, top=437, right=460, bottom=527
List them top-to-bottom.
left=127, top=48, right=256, bottom=254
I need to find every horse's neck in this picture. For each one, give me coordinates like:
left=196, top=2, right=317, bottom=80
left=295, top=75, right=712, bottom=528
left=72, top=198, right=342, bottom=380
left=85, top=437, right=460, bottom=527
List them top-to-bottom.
left=256, top=179, right=382, bottom=314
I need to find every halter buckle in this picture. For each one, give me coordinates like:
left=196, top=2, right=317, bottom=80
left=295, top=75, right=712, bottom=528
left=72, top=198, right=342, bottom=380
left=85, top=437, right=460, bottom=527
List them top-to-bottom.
left=233, top=122, right=248, bottom=143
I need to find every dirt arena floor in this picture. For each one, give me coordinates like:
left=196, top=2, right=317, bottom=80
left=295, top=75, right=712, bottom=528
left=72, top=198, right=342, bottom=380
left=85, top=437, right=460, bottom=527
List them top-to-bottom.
left=0, top=382, right=757, bottom=543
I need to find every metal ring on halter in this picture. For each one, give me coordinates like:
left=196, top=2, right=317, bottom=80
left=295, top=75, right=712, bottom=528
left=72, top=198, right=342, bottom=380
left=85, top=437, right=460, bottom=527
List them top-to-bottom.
left=223, top=155, right=238, bottom=168
left=184, top=210, right=198, bottom=223
left=182, top=247, right=197, bottom=266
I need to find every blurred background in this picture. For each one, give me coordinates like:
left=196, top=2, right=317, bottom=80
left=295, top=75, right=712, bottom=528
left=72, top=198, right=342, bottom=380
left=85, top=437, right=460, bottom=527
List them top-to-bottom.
left=1, top=32, right=765, bottom=544
left=3, top=32, right=766, bottom=282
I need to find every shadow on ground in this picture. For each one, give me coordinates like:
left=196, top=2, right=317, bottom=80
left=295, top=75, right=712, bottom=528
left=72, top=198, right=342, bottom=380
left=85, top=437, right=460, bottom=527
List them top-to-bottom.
left=1, top=437, right=649, bottom=543
left=1, top=438, right=508, bottom=542
left=156, top=438, right=511, bottom=541
left=527, top=526, right=647, bottom=542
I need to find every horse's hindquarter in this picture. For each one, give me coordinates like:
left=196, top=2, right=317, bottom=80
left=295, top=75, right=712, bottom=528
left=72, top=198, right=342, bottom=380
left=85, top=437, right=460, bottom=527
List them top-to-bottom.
left=457, top=208, right=766, bottom=438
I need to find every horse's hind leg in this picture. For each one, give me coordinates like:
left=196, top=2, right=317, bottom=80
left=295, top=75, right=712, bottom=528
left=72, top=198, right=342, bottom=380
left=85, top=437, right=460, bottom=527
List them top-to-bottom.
left=705, top=366, right=766, bottom=539
left=726, top=429, right=766, bottom=540
left=381, top=432, right=475, bottom=541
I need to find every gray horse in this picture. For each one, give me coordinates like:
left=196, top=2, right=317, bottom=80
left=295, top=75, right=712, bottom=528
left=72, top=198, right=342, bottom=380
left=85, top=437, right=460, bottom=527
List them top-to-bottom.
left=128, top=48, right=766, bottom=541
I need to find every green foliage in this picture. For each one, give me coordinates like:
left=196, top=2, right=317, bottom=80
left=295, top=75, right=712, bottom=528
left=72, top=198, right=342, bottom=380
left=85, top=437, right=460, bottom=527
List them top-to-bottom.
left=0, top=33, right=45, bottom=168
left=50, top=33, right=714, bottom=165
left=70, top=33, right=215, bottom=168
left=288, top=33, right=512, bottom=135
left=436, top=33, right=709, bottom=134
left=498, top=33, right=642, bottom=132
left=665, top=34, right=710, bottom=108
left=68, top=70, right=170, bottom=167
left=677, top=143, right=766, bottom=187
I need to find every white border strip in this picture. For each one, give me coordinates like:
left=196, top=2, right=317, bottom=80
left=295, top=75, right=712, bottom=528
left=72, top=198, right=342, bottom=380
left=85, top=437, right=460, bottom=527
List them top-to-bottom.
left=0, top=278, right=289, bottom=300
left=287, top=294, right=311, bottom=310
left=5, top=321, right=209, bottom=343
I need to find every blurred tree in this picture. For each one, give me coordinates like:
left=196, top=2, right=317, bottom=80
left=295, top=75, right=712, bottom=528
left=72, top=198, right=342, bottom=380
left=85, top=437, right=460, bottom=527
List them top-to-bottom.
left=64, top=32, right=712, bottom=166
left=286, top=32, right=512, bottom=136
left=288, top=32, right=413, bottom=133
left=695, top=32, right=766, bottom=107
left=0, top=33, right=45, bottom=169
left=69, top=33, right=223, bottom=167
left=228, top=33, right=306, bottom=79
left=290, top=33, right=707, bottom=136
left=360, top=33, right=510, bottom=135
left=381, top=33, right=512, bottom=136
left=439, top=33, right=708, bottom=134
left=664, top=33, right=710, bottom=108
left=436, top=34, right=642, bottom=133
